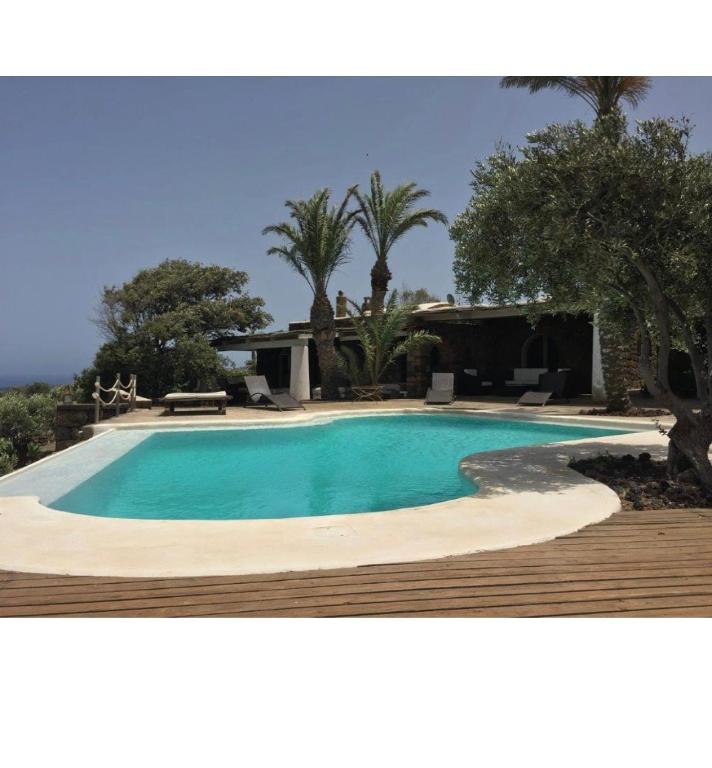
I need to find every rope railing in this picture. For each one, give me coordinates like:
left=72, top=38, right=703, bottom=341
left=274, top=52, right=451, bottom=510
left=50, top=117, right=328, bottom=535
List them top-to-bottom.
left=92, top=373, right=137, bottom=423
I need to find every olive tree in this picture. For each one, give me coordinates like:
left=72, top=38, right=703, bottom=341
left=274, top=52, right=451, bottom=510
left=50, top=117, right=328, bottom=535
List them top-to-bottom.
left=451, top=116, right=712, bottom=487
left=76, top=259, right=271, bottom=399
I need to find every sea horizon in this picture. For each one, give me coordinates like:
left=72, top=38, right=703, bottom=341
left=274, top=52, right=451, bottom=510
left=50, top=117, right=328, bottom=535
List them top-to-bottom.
left=0, top=373, right=75, bottom=389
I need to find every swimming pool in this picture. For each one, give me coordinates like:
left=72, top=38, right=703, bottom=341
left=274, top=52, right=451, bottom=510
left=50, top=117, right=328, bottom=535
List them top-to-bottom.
left=0, top=413, right=629, bottom=521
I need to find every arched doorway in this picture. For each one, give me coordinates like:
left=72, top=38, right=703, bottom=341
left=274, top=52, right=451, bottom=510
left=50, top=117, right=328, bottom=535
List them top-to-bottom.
left=521, top=334, right=559, bottom=370
left=429, top=345, right=441, bottom=374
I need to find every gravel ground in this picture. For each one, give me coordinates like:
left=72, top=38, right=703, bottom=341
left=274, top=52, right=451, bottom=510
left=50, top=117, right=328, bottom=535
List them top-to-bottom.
left=570, top=452, right=712, bottom=510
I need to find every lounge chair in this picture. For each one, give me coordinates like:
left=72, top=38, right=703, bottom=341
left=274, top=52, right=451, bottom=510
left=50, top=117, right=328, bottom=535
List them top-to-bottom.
left=517, top=370, right=569, bottom=407
left=425, top=373, right=455, bottom=404
left=244, top=376, right=305, bottom=411
left=517, top=390, right=553, bottom=406
left=160, top=391, right=231, bottom=415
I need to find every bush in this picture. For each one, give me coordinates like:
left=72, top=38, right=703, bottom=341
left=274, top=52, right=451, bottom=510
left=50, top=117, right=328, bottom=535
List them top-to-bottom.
left=22, top=381, right=52, bottom=396
left=0, top=391, right=55, bottom=469
left=0, top=437, right=17, bottom=476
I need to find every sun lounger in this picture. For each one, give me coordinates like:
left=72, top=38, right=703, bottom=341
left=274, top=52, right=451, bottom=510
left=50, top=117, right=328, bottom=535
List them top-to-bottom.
left=517, top=371, right=570, bottom=406
left=425, top=372, right=454, bottom=404
left=244, top=376, right=305, bottom=411
left=517, top=390, right=553, bottom=406
left=161, top=391, right=231, bottom=415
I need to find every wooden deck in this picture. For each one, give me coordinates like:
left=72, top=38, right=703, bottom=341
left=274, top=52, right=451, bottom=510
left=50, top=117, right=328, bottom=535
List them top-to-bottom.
left=2, top=507, right=712, bottom=617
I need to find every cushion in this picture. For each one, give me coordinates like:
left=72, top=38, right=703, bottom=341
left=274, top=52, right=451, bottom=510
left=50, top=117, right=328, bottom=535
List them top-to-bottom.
left=163, top=391, right=228, bottom=401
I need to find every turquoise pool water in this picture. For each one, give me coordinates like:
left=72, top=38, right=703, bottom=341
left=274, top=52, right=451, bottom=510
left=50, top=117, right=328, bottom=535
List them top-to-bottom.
left=48, top=414, right=626, bottom=520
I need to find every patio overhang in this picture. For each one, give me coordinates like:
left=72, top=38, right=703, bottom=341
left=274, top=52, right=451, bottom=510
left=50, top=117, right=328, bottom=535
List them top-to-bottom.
left=411, top=303, right=529, bottom=323
left=214, top=331, right=311, bottom=352
left=214, top=331, right=312, bottom=400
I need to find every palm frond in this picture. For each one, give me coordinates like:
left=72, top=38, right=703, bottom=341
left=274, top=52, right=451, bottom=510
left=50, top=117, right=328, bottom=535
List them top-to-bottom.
left=500, top=75, right=652, bottom=118
left=355, top=170, right=448, bottom=262
left=263, top=186, right=359, bottom=295
left=342, top=290, right=441, bottom=385
left=383, top=330, right=441, bottom=371
left=337, top=344, right=365, bottom=385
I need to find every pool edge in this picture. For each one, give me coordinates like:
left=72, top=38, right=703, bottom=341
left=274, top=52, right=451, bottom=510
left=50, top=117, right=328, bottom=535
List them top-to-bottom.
left=0, top=422, right=668, bottom=578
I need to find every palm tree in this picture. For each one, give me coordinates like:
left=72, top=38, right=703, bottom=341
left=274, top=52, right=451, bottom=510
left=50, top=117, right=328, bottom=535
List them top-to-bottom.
left=500, top=75, right=652, bottom=412
left=500, top=77, right=651, bottom=120
left=355, top=171, right=448, bottom=315
left=263, top=187, right=358, bottom=400
left=339, top=291, right=440, bottom=395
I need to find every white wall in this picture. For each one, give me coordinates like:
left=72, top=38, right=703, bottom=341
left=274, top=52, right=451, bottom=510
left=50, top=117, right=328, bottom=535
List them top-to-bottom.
left=591, top=314, right=606, bottom=402
left=289, top=343, right=310, bottom=401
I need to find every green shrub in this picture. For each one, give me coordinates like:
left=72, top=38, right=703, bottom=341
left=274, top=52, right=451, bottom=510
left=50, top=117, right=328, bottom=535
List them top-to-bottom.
left=22, top=381, right=52, bottom=396
left=0, top=391, right=55, bottom=467
left=0, top=437, right=17, bottom=477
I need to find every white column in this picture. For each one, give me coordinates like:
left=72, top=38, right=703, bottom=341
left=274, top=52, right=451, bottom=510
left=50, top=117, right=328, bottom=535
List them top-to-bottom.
left=591, top=313, right=606, bottom=402
left=289, top=342, right=311, bottom=401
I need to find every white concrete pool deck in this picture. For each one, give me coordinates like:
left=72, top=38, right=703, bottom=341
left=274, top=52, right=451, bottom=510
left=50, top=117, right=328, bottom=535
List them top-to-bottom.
left=0, top=407, right=668, bottom=577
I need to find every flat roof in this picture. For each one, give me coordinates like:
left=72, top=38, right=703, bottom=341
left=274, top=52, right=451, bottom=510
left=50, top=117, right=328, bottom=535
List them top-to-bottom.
left=215, top=301, right=556, bottom=351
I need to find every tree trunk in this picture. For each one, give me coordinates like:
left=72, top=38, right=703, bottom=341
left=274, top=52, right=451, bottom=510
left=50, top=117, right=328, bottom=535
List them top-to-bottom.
left=370, top=257, right=392, bottom=315
left=310, top=289, right=340, bottom=400
left=598, top=301, right=633, bottom=412
left=667, top=412, right=712, bottom=489
left=666, top=437, right=692, bottom=477
left=15, top=442, right=30, bottom=468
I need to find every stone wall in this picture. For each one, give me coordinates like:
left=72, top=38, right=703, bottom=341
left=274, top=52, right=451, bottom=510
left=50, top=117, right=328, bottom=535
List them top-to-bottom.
left=406, top=341, right=436, bottom=398
left=54, top=403, right=127, bottom=451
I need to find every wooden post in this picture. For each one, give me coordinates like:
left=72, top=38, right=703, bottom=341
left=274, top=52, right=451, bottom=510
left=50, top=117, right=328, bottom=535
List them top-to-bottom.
left=115, top=373, right=121, bottom=416
left=130, top=374, right=137, bottom=411
left=94, top=377, right=101, bottom=423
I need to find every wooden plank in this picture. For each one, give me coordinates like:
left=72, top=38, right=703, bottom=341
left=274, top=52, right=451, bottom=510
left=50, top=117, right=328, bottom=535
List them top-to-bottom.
left=7, top=563, right=712, bottom=603
left=5, top=571, right=712, bottom=611
left=7, top=579, right=712, bottom=618
left=70, top=591, right=712, bottom=618
left=208, top=592, right=712, bottom=619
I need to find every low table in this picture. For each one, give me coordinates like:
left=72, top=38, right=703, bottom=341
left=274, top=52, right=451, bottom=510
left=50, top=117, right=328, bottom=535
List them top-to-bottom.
left=352, top=385, right=384, bottom=402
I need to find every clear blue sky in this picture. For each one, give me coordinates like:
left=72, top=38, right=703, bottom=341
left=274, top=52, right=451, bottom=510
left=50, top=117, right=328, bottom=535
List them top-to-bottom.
left=2, top=77, right=711, bottom=383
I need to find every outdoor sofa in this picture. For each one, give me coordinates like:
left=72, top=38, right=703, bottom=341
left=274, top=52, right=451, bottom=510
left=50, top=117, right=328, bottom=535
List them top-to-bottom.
left=504, top=368, right=549, bottom=393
